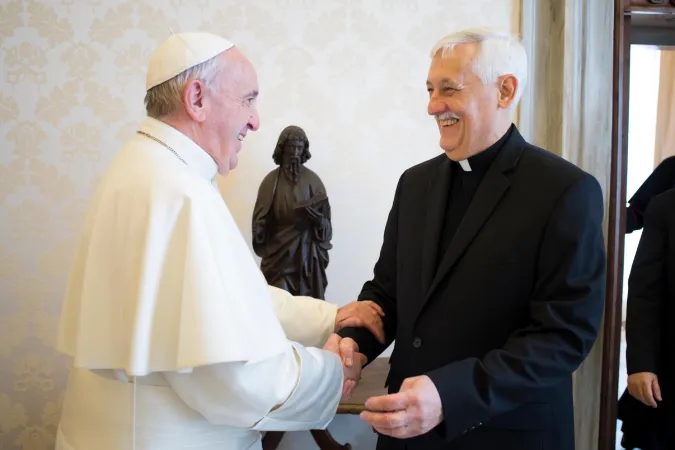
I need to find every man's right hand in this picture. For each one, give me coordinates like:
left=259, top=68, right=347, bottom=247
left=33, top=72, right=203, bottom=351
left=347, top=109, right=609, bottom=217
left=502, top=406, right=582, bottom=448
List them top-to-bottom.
left=323, top=334, right=366, bottom=398
left=628, top=372, right=662, bottom=408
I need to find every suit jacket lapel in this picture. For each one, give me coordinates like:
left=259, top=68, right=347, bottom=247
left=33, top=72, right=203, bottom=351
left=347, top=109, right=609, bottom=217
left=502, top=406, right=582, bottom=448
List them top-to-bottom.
left=421, top=130, right=525, bottom=307
left=419, top=157, right=452, bottom=299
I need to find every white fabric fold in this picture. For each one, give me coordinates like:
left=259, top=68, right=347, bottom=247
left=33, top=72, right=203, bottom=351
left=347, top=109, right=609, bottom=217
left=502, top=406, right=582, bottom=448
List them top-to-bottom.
left=57, top=117, right=288, bottom=375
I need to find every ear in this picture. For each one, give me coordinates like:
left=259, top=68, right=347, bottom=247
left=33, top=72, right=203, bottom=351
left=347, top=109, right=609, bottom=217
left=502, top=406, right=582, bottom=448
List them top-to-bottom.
left=497, top=74, right=518, bottom=110
left=183, top=79, right=209, bottom=122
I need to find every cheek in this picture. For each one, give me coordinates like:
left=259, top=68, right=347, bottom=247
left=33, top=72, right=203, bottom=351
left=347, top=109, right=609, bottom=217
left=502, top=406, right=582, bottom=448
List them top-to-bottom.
left=458, top=101, right=484, bottom=126
left=215, top=104, right=239, bottom=134
left=237, top=107, right=252, bottom=129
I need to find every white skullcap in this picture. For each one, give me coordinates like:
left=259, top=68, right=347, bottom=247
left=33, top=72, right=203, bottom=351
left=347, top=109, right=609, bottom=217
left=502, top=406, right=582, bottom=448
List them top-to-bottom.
left=145, top=31, right=235, bottom=91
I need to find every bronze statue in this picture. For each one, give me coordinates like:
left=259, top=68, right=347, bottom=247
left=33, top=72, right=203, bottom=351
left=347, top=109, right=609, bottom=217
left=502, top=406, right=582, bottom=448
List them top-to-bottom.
left=252, top=125, right=332, bottom=299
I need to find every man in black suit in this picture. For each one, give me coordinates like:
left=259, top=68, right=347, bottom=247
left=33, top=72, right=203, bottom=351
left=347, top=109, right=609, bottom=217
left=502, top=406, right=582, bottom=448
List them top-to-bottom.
left=335, top=28, right=606, bottom=450
left=618, top=188, right=675, bottom=450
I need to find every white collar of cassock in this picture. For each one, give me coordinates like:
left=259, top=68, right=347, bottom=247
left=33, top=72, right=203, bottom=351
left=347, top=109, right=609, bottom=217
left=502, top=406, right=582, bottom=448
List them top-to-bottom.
left=138, top=117, right=219, bottom=183
left=458, top=159, right=472, bottom=172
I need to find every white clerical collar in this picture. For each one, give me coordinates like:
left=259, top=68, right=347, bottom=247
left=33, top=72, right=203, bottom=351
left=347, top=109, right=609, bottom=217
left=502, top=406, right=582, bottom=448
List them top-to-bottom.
left=138, top=117, right=219, bottom=182
left=458, top=159, right=472, bottom=172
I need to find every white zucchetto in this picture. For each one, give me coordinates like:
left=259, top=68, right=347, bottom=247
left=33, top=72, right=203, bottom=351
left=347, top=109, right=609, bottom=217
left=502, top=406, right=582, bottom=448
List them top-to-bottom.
left=145, top=31, right=235, bottom=91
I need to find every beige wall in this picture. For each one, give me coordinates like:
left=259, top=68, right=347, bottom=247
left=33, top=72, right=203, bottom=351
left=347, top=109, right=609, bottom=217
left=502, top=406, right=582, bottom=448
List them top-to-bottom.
left=0, top=1, right=520, bottom=449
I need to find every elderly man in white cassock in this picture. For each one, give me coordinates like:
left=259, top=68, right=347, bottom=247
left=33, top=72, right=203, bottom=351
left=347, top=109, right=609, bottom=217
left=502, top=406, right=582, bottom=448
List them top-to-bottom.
left=54, top=32, right=383, bottom=450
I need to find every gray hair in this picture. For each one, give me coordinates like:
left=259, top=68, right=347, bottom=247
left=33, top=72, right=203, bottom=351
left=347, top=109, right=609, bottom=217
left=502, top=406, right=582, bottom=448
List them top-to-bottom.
left=430, top=28, right=528, bottom=108
left=144, top=55, right=224, bottom=119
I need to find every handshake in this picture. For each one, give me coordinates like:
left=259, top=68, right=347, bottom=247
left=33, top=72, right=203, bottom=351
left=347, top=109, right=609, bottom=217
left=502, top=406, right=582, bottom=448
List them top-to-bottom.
left=320, top=300, right=445, bottom=440
left=326, top=300, right=385, bottom=398
left=323, top=334, right=367, bottom=399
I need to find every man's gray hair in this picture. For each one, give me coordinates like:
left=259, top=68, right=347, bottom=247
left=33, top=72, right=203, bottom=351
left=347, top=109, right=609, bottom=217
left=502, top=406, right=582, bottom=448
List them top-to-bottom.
left=430, top=28, right=528, bottom=107
left=144, top=55, right=223, bottom=119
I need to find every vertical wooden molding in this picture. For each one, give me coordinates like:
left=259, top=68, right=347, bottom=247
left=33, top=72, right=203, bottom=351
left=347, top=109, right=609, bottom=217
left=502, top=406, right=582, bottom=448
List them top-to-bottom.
left=598, top=6, right=630, bottom=450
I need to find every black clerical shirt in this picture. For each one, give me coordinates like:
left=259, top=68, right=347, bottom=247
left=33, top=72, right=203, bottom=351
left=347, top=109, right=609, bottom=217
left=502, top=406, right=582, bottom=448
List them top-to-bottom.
left=435, top=125, right=514, bottom=272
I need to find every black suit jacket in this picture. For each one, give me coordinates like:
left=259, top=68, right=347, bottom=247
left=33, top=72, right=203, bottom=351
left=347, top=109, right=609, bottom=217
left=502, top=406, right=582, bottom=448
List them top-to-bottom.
left=340, top=127, right=606, bottom=450
left=618, top=188, right=675, bottom=450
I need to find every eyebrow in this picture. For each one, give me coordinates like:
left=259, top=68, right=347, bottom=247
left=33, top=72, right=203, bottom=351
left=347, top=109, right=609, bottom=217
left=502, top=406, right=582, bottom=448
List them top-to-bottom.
left=426, top=78, right=459, bottom=86
left=244, top=90, right=259, bottom=98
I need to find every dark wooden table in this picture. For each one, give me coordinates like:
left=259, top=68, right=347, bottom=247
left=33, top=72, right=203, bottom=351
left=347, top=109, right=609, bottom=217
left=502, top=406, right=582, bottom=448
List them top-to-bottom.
left=262, top=357, right=390, bottom=450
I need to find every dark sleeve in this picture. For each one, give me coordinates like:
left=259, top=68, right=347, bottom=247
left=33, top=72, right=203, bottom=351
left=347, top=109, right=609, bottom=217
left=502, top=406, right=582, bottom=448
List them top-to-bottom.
left=626, top=156, right=675, bottom=232
left=426, top=173, right=606, bottom=442
left=338, top=175, right=403, bottom=363
left=625, top=196, right=669, bottom=375
left=625, top=204, right=643, bottom=234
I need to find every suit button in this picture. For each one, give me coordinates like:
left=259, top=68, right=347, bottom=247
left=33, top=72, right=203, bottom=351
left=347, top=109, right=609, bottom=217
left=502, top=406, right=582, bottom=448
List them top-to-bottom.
left=412, top=337, right=422, bottom=348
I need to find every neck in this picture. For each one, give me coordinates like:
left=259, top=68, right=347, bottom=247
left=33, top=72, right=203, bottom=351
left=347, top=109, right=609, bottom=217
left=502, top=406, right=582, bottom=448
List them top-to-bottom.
left=157, top=115, right=221, bottom=171
left=158, top=115, right=209, bottom=153
left=159, top=115, right=195, bottom=140
left=472, top=120, right=512, bottom=156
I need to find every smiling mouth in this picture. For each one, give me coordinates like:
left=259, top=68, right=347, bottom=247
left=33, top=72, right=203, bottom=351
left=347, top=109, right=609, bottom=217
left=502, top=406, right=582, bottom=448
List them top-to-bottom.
left=439, top=118, right=459, bottom=127
left=237, top=134, right=245, bottom=141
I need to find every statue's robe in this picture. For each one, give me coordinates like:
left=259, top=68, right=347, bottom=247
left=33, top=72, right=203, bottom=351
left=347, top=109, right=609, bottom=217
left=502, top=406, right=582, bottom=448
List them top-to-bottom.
left=252, top=166, right=332, bottom=299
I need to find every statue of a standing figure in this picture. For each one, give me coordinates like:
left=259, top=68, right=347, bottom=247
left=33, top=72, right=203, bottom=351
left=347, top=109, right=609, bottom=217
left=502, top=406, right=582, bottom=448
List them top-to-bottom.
left=252, top=125, right=332, bottom=299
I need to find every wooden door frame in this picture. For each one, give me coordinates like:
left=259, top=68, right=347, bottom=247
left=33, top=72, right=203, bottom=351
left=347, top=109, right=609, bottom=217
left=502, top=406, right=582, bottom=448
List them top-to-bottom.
left=598, top=1, right=630, bottom=450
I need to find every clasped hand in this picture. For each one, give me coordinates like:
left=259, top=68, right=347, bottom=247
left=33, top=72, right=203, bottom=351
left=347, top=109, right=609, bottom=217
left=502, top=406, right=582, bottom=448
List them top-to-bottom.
left=334, top=300, right=386, bottom=344
left=324, top=301, right=443, bottom=438
left=328, top=327, right=444, bottom=440
left=323, top=334, right=367, bottom=398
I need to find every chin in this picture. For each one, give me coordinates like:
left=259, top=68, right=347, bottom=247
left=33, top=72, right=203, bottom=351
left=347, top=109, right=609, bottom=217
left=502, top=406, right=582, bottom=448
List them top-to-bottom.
left=440, top=139, right=458, bottom=155
left=440, top=144, right=469, bottom=161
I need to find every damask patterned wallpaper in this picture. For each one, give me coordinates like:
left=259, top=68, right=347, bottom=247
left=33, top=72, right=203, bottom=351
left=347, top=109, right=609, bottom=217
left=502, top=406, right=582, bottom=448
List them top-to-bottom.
left=0, top=1, right=519, bottom=448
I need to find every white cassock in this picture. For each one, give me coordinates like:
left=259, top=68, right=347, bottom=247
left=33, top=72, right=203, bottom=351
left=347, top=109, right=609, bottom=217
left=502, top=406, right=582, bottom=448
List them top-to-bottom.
left=54, top=117, right=344, bottom=450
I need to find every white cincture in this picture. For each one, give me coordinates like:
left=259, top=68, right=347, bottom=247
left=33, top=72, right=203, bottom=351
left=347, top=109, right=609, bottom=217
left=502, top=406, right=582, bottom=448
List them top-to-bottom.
left=113, top=370, right=137, bottom=450
left=132, top=376, right=137, bottom=450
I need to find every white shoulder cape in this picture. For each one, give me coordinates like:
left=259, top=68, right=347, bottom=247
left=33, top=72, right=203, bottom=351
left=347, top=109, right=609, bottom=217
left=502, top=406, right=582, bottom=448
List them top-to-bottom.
left=57, top=118, right=289, bottom=376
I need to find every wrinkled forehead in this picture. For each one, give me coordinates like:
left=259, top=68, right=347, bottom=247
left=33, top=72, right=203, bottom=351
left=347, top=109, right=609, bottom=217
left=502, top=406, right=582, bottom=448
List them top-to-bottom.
left=427, top=42, right=480, bottom=85
left=220, top=50, right=259, bottom=94
left=240, top=58, right=259, bottom=89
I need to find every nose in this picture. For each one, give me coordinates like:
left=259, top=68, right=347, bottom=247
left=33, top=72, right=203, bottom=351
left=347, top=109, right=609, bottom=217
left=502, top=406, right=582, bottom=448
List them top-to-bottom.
left=427, top=96, right=447, bottom=117
left=248, top=109, right=260, bottom=131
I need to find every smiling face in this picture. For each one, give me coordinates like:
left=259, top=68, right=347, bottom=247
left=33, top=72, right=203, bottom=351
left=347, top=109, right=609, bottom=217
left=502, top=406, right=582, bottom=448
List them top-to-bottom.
left=426, top=42, right=517, bottom=161
left=181, top=49, right=261, bottom=175
left=206, top=51, right=260, bottom=174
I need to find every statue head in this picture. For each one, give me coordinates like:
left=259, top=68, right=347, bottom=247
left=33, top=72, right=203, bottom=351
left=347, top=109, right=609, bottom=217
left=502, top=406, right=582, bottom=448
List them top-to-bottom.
left=272, top=125, right=311, bottom=183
